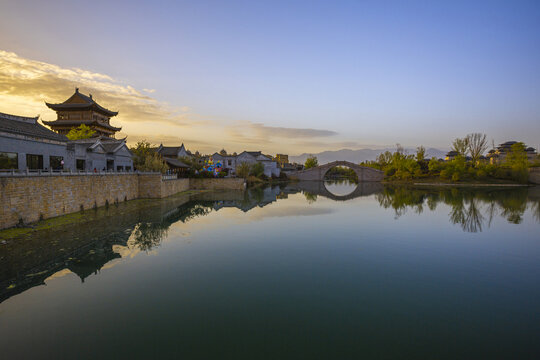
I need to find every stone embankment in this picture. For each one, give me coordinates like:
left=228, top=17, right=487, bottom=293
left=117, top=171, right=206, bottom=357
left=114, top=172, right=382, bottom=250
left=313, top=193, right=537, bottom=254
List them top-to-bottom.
left=530, top=168, right=540, bottom=185
left=0, top=173, right=244, bottom=229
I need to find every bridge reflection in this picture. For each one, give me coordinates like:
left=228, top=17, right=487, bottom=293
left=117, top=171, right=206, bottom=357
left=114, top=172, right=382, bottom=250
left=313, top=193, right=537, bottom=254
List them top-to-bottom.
left=285, top=181, right=383, bottom=201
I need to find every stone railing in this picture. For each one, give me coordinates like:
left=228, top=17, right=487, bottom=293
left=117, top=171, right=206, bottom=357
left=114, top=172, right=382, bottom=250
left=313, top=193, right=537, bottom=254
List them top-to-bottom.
left=0, top=169, right=154, bottom=177
left=162, top=174, right=179, bottom=181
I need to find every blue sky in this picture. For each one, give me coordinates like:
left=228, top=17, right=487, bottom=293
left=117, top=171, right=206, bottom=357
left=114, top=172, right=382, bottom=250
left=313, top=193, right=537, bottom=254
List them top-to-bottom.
left=1, top=0, right=539, bottom=154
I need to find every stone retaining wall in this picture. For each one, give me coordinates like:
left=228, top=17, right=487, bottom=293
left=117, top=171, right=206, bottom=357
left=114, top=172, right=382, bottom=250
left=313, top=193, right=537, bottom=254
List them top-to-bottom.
left=530, top=168, right=540, bottom=184
left=0, top=174, right=244, bottom=229
left=0, top=174, right=139, bottom=230
left=161, top=178, right=190, bottom=198
left=190, top=178, right=246, bottom=190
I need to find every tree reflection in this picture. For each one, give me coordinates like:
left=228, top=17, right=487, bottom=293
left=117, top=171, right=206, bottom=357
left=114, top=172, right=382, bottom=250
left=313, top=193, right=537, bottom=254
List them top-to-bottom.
left=376, top=186, right=536, bottom=232
left=376, top=187, right=427, bottom=219
left=304, top=191, right=318, bottom=204
left=461, top=198, right=484, bottom=233
left=531, top=201, right=540, bottom=222
left=130, top=202, right=214, bottom=251
left=131, top=222, right=168, bottom=251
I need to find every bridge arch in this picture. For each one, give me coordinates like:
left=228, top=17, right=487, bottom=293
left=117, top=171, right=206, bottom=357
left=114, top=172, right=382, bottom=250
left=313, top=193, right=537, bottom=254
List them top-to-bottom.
left=290, top=161, right=384, bottom=182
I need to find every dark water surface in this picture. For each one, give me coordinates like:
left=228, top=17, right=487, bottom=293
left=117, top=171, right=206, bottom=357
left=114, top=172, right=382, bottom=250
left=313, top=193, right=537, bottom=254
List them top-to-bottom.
left=1, top=182, right=539, bottom=359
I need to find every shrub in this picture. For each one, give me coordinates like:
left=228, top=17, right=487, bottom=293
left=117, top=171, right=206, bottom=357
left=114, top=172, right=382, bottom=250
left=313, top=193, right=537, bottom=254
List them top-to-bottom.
left=428, top=157, right=442, bottom=174
left=250, top=162, right=265, bottom=178
left=385, top=167, right=396, bottom=177
left=511, top=168, right=529, bottom=183
left=440, top=169, right=450, bottom=179
left=476, top=169, right=487, bottom=179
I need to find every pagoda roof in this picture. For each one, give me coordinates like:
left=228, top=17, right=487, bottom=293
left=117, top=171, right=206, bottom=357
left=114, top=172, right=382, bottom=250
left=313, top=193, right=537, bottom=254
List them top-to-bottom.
left=46, top=89, right=118, bottom=117
left=41, top=119, right=121, bottom=132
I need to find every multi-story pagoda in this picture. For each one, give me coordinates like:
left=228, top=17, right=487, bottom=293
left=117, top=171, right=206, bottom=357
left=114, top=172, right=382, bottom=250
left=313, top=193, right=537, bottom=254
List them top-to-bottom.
left=43, top=88, right=121, bottom=138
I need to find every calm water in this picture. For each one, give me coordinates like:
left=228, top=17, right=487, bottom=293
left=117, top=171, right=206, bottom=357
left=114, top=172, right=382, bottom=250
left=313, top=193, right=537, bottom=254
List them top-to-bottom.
left=1, top=182, right=539, bottom=359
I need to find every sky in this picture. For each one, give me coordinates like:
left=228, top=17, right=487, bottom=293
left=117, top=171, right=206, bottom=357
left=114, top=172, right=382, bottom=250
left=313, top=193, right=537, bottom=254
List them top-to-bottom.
left=0, top=0, right=539, bottom=155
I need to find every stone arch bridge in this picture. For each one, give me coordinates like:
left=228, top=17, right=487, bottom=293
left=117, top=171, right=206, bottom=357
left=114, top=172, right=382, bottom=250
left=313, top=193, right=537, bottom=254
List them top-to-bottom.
left=290, top=161, right=384, bottom=182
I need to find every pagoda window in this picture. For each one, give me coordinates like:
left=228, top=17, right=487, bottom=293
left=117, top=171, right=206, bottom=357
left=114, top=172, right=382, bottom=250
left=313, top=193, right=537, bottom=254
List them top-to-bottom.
left=0, top=152, right=18, bottom=170
left=26, top=154, right=43, bottom=170
left=50, top=156, right=64, bottom=171
left=76, top=159, right=86, bottom=170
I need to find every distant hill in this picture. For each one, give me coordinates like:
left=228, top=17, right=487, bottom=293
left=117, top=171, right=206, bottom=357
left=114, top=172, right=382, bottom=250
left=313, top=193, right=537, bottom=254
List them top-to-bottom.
left=289, top=148, right=447, bottom=165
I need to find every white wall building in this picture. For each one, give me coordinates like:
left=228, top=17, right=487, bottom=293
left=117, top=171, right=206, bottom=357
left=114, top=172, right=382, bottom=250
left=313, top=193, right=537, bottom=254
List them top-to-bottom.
left=212, top=151, right=280, bottom=177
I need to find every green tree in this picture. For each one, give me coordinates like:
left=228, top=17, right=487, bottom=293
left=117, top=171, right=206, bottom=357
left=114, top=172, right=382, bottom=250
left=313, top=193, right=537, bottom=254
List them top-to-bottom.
left=66, top=124, right=95, bottom=140
left=452, top=137, right=469, bottom=157
left=130, top=140, right=168, bottom=173
left=506, top=142, right=529, bottom=183
left=506, top=142, right=528, bottom=167
left=416, top=146, right=426, bottom=162
left=219, top=149, right=227, bottom=156
left=376, top=151, right=393, bottom=168
left=304, top=155, right=318, bottom=169
left=180, top=156, right=203, bottom=171
left=428, top=157, right=442, bottom=174
left=236, top=162, right=251, bottom=179
left=250, top=162, right=265, bottom=177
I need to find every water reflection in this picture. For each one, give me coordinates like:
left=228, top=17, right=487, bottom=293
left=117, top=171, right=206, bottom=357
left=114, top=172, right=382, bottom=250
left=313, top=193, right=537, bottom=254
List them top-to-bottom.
left=324, top=179, right=358, bottom=197
left=290, top=181, right=383, bottom=201
left=1, top=183, right=538, bottom=304
left=376, top=186, right=539, bottom=232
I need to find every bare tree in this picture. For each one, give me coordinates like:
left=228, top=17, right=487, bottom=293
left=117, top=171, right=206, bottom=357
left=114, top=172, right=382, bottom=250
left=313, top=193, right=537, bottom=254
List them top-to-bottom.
left=467, top=133, right=488, bottom=165
left=452, top=137, right=469, bottom=157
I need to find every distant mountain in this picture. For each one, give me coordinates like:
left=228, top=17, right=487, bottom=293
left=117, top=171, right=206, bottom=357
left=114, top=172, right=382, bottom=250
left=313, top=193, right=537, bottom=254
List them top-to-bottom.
left=289, top=148, right=447, bottom=165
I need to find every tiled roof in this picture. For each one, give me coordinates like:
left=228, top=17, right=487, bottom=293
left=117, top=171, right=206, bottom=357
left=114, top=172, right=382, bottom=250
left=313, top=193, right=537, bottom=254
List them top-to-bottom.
left=45, top=89, right=118, bottom=117
left=0, top=112, right=68, bottom=142
left=41, top=120, right=121, bottom=132
left=69, top=136, right=128, bottom=154
left=159, top=146, right=182, bottom=157
left=245, top=151, right=262, bottom=157
left=164, top=157, right=189, bottom=168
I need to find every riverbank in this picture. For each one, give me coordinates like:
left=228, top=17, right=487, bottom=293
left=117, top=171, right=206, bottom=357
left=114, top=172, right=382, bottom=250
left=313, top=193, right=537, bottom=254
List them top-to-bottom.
left=0, top=174, right=244, bottom=230
left=382, top=175, right=535, bottom=186
left=0, top=190, right=206, bottom=241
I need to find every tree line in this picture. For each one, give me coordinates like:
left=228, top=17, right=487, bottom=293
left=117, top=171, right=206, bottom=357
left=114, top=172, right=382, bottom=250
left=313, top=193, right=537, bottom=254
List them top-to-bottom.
left=360, top=133, right=537, bottom=183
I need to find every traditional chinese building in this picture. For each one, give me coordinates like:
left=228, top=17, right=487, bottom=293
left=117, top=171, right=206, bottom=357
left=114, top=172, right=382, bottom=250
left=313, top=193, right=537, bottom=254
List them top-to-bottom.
left=43, top=88, right=121, bottom=138
left=486, top=141, right=538, bottom=164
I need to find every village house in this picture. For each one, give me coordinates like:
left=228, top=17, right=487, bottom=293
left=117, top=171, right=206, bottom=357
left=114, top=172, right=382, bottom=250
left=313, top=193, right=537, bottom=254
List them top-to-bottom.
left=0, top=112, right=69, bottom=171
left=67, top=136, right=133, bottom=172
left=155, top=143, right=193, bottom=159
left=211, top=151, right=280, bottom=177
left=210, top=152, right=237, bottom=175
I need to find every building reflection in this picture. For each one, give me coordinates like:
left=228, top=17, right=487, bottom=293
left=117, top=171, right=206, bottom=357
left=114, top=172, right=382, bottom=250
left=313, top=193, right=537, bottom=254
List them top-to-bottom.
left=1, top=183, right=538, bottom=304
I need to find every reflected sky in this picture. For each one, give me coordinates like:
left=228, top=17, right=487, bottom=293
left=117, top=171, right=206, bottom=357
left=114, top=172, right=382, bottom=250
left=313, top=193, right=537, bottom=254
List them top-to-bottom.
left=0, top=184, right=539, bottom=359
